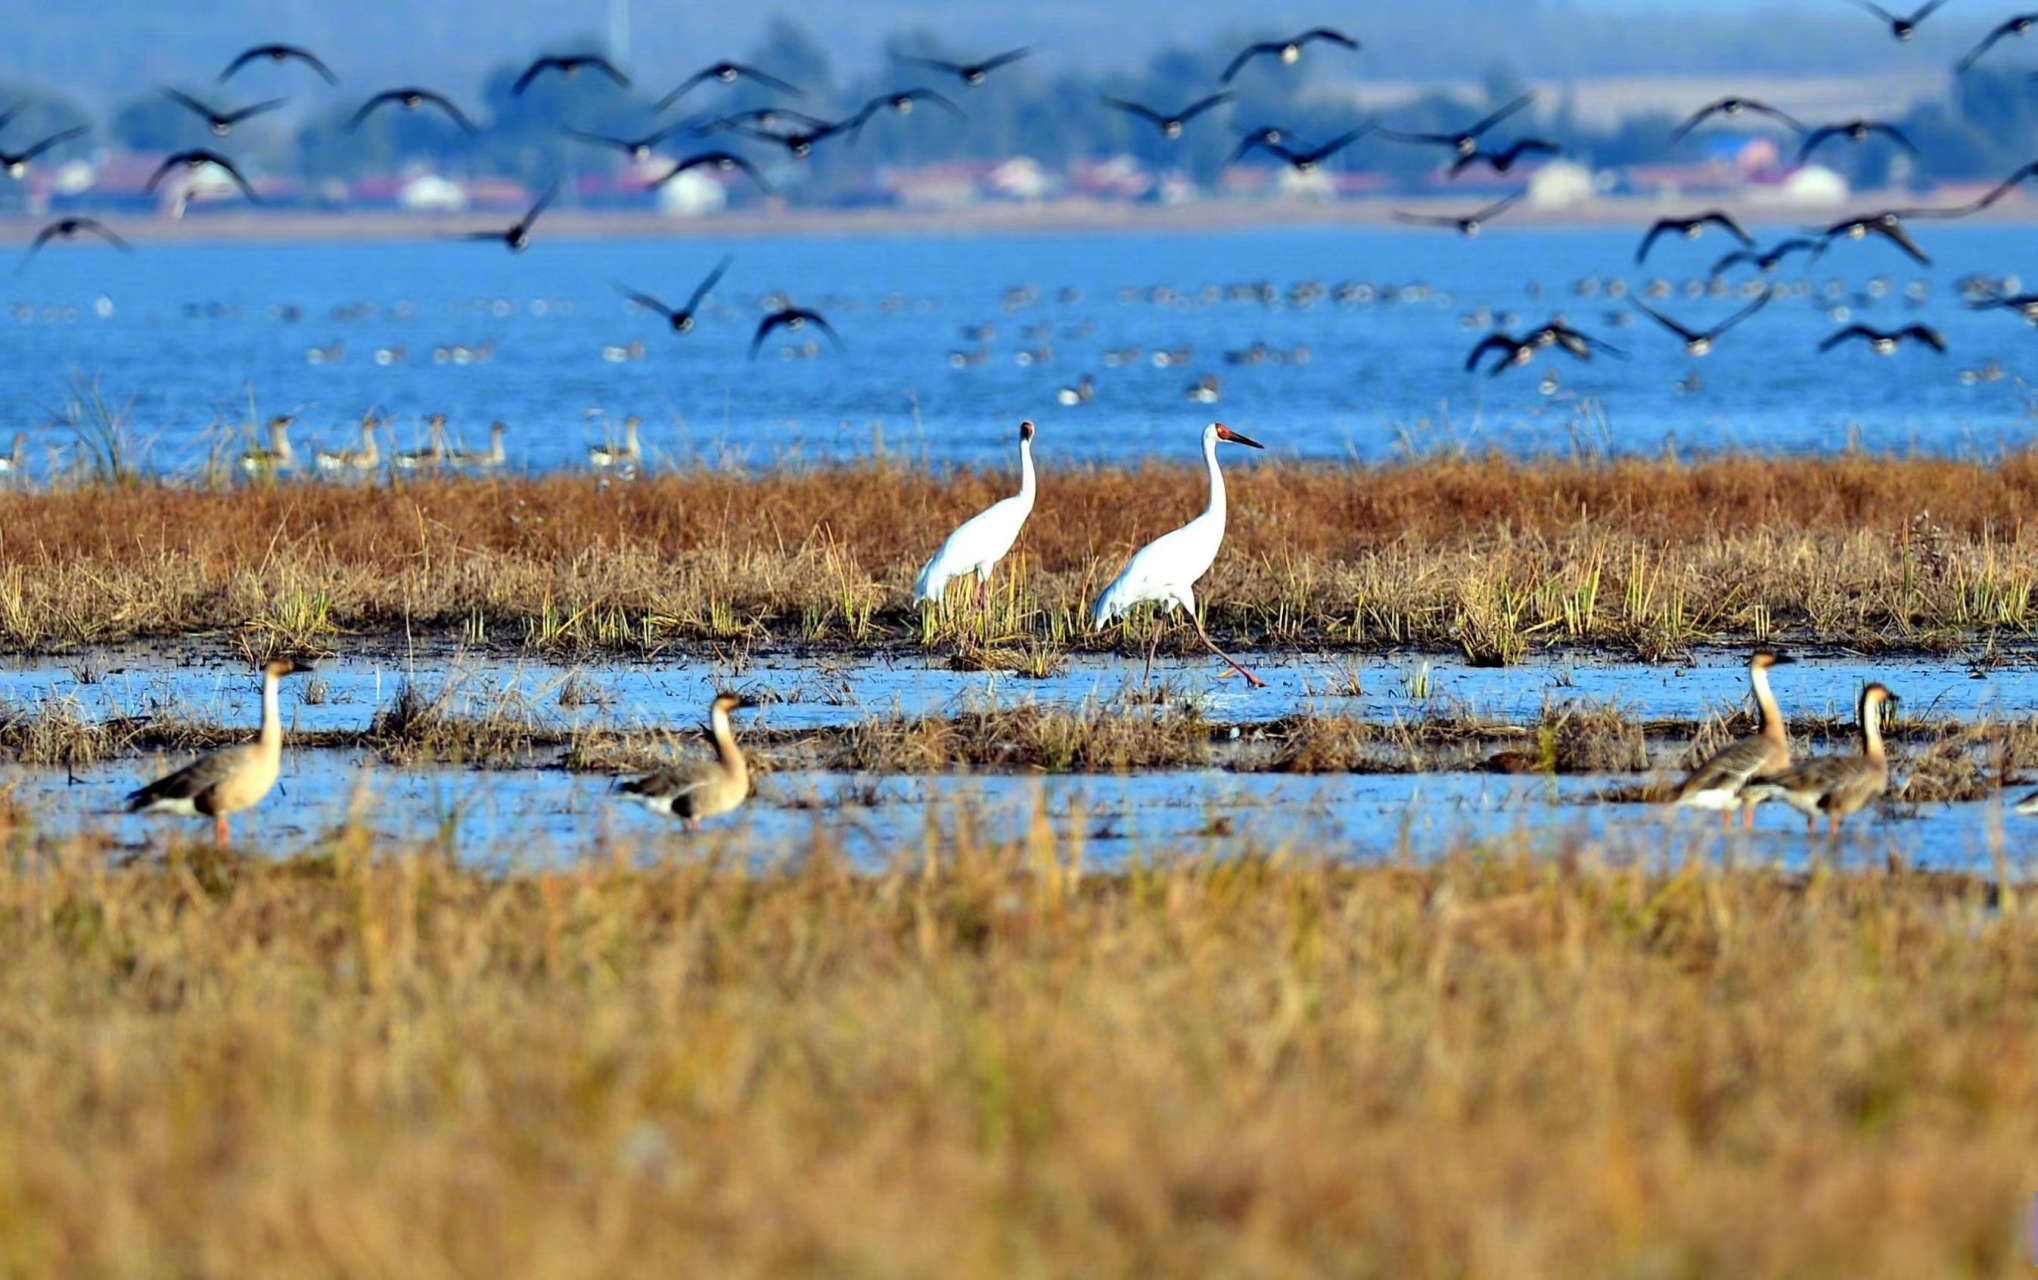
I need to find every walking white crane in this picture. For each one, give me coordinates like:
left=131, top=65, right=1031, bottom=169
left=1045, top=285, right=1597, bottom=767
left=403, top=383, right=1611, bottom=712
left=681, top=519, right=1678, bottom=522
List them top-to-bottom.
left=914, top=420, right=1037, bottom=610
left=1091, top=421, right=1266, bottom=688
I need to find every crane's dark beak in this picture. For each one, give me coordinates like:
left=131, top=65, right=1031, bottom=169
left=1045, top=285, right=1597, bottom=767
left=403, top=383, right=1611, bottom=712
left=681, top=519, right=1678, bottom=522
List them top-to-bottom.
left=1215, top=424, right=1264, bottom=449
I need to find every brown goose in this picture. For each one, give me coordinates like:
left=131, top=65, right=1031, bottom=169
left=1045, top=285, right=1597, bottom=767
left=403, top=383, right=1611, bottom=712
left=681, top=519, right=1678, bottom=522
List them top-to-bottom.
left=1672, top=649, right=1796, bottom=827
left=125, top=658, right=312, bottom=846
left=1745, top=684, right=1896, bottom=834
left=617, top=693, right=753, bottom=829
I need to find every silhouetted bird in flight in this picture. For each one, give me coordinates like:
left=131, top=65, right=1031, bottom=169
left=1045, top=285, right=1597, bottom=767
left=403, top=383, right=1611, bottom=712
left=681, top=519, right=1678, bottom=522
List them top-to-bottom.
left=1836, top=0, right=1952, bottom=41
left=1957, top=13, right=2038, bottom=71
left=1219, top=28, right=1360, bottom=82
left=219, top=44, right=336, bottom=85
left=894, top=48, right=1030, bottom=87
left=512, top=54, right=630, bottom=95
left=655, top=63, right=803, bottom=111
left=160, top=88, right=285, bottom=137
left=349, top=88, right=476, bottom=133
left=854, top=88, right=965, bottom=127
left=1103, top=92, right=1233, bottom=139
left=1378, top=93, right=1533, bottom=158
left=1670, top=97, right=1806, bottom=141
left=0, top=100, right=24, bottom=133
left=729, top=113, right=863, bottom=160
left=1797, top=118, right=1918, bottom=163
left=561, top=121, right=692, bottom=163
left=1229, top=124, right=1302, bottom=163
left=1234, top=126, right=1370, bottom=171
left=0, top=127, right=86, bottom=179
left=1448, top=138, right=1558, bottom=177
left=144, top=149, right=260, bottom=200
left=653, top=151, right=774, bottom=194
left=1896, top=160, right=2038, bottom=217
left=446, top=181, right=558, bottom=252
left=1392, top=190, right=1527, bottom=237
left=1637, top=211, right=1753, bottom=263
left=1813, top=212, right=1930, bottom=265
left=21, top=217, right=130, bottom=267
left=1711, top=238, right=1827, bottom=275
left=616, top=257, right=732, bottom=334
left=1631, top=294, right=1771, bottom=357
left=750, top=305, right=841, bottom=358
left=1527, top=321, right=1626, bottom=361
left=1818, top=323, right=1947, bottom=354
left=1465, top=331, right=1535, bottom=375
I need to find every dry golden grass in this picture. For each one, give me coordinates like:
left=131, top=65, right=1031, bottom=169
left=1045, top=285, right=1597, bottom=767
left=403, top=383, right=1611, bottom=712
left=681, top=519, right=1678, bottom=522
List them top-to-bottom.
left=2, top=451, right=2037, bottom=656
left=2, top=821, right=2036, bottom=1276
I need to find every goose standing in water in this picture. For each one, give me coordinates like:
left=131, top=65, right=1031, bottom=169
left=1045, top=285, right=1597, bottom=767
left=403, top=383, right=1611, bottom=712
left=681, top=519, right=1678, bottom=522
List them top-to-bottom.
left=315, top=413, right=381, bottom=475
left=392, top=414, right=448, bottom=472
left=588, top=414, right=641, bottom=474
left=239, top=415, right=295, bottom=475
left=448, top=420, right=509, bottom=470
left=914, top=420, right=1036, bottom=611
left=1092, top=422, right=1267, bottom=688
left=1672, top=649, right=1795, bottom=827
left=125, top=658, right=312, bottom=846
left=1745, top=684, right=1896, bottom=834
left=617, top=693, right=753, bottom=830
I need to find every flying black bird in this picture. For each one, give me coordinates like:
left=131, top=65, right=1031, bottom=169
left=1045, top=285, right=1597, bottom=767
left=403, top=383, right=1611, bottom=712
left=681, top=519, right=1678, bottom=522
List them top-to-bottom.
left=1837, top=0, right=1953, bottom=41
left=1957, top=13, right=2038, bottom=71
left=1219, top=28, right=1360, bottom=83
left=219, top=43, right=337, bottom=85
left=894, top=48, right=1030, bottom=87
left=512, top=54, right=630, bottom=95
left=655, top=63, right=803, bottom=111
left=854, top=87, right=965, bottom=126
left=160, top=88, right=285, bottom=137
left=349, top=88, right=476, bottom=133
left=1103, top=92, right=1234, bottom=140
left=1377, top=93, right=1534, bottom=158
left=1670, top=97, right=1807, bottom=141
left=0, top=99, right=24, bottom=133
left=690, top=107, right=834, bottom=138
left=730, top=113, right=863, bottom=160
left=1797, top=119, right=1919, bottom=164
left=561, top=122, right=692, bottom=163
left=1229, top=124, right=1303, bottom=163
left=1235, top=126, right=1370, bottom=171
left=0, top=127, right=86, bottom=179
left=1448, top=138, right=1559, bottom=177
left=143, top=149, right=260, bottom=201
left=652, top=151, right=774, bottom=194
left=1898, top=160, right=2038, bottom=217
left=446, top=180, right=558, bottom=252
left=1391, top=190, right=1527, bottom=237
left=1637, top=211, right=1754, bottom=263
left=1814, top=212, right=1930, bottom=265
left=21, top=217, right=131, bottom=267
left=1711, top=237, right=1829, bottom=275
left=616, top=257, right=732, bottom=335
left=1967, top=292, right=2038, bottom=321
left=1631, top=294, right=1771, bottom=357
left=750, top=305, right=841, bottom=358
left=1526, top=320, right=1627, bottom=361
left=1818, top=323, right=1947, bottom=354
left=1466, top=331, right=1534, bottom=375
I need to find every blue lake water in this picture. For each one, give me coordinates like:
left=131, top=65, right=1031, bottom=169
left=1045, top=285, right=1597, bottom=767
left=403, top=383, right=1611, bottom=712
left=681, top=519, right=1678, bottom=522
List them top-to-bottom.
left=2, top=222, right=2032, bottom=475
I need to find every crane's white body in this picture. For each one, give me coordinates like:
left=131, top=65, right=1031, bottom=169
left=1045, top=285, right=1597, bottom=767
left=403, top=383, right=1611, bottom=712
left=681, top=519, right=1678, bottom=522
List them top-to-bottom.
left=1092, top=423, right=1232, bottom=627
left=914, top=426, right=1036, bottom=603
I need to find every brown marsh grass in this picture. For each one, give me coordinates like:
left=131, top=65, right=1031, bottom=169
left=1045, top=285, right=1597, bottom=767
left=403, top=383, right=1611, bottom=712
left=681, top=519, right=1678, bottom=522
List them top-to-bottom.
left=4, top=451, right=2038, bottom=657
left=0, top=823, right=2035, bottom=1275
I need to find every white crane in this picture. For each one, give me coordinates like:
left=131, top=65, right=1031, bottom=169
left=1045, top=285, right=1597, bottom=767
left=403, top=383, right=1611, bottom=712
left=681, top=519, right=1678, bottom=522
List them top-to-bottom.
left=913, top=420, right=1036, bottom=610
left=1091, top=421, right=1266, bottom=687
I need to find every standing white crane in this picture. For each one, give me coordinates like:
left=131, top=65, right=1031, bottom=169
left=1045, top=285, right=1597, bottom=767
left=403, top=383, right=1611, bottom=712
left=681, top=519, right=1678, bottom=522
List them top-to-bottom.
left=913, top=420, right=1037, bottom=610
left=1091, top=421, right=1266, bottom=688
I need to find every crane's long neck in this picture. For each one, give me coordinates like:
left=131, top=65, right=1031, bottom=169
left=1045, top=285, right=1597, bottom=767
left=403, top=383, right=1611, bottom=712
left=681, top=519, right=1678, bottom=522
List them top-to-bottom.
left=1201, top=430, right=1227, bottom=532
left=1015, top=437, right=1036, bottom=510
left=1753, top=664, right=1785, bottom=744
left=258, top=673, right=283, bottom=755
left=1860, top=693, right=1885, bottom=763
left=711, top=705, right=747, bottom=783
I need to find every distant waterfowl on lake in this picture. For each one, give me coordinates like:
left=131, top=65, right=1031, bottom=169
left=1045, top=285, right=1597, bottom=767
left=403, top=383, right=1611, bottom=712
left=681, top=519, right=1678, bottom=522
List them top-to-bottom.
left=315, top=414, right=380, bottom=475
left=239, top=415, right=295, bottom=474
left=588, top=415, right=641, bottom=472
left=447, top=421, right=508, bottom=470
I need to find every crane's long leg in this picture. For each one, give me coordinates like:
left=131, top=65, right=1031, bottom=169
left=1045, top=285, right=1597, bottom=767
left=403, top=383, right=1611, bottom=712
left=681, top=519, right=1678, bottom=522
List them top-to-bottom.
left=1191, top=612, right=1267, bottom=688
left=1143, top=613, right=1165, bottom=686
